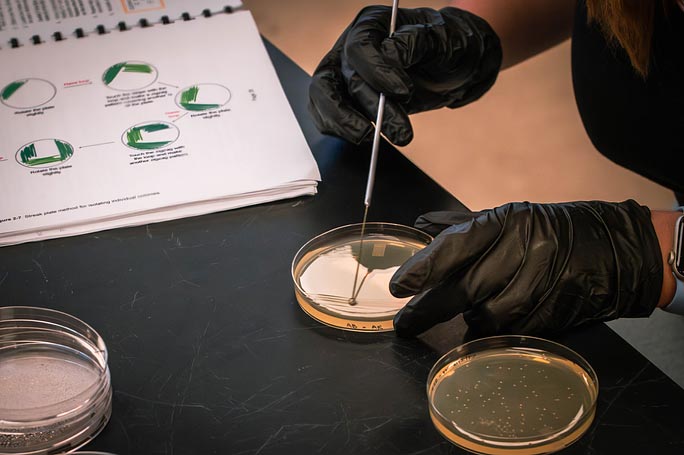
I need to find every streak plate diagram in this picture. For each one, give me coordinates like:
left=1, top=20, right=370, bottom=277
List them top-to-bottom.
left=103, top=61, right=158, bottom=91
left=1, top=78, right=56, bottom=109
left=175, top=83, right=231, bottom=111
left=122, top=121, right=180, bottom=150
left=16, top=139, right=74, bottom=168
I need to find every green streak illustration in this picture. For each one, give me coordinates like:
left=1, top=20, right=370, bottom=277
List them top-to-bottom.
left=103, top=63, right=126, bottom=85
left=122, top=63, right=153, bottom=74
left=1, top=80, right=26, bottom=100
left=179, top=86, right=221, bottom=111
left=180, top=86, right=199, bottom=104
left=179, top=102, right=220, bottom=111
left=126, top=123, right=173, bottom=150
left=140, top=123, right=169, bottom=133
left=126, top=127, right=143, bottom=144
left=19, top=140, right=72, bottom=166
left=55, top=140, right=74, bottom=160
left=19, top=143, right=37, bottom=163
left=24, top=156, right=63, bottom=166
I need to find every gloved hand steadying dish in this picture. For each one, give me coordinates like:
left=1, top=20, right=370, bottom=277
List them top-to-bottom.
left=308, top=6, right=502, bottom=146
left=390, top=200, right=663, bottom=336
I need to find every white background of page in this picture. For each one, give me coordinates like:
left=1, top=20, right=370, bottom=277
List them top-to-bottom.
left=0, top=10, right=319, bottom=240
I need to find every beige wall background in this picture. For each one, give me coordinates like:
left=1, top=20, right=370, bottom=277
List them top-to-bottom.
left=244, top=0, right=675, bottom=211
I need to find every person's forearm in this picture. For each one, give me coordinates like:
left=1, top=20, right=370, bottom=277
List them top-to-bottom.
left=450, top=0, right=576, bottom=69
left=651, top=211, right=679, bottom=308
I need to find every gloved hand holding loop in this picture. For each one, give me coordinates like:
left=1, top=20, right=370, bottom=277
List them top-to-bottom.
left=308, top=6, right=503, bottom=146
left=390, top=200, right=663, bottom=337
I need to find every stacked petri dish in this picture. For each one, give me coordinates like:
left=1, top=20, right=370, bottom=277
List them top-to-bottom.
left=292, top=223, right=432, bottom=332
left=0, top=306, right=112, bottom=455
left=427, top=336, right=598, bottom=455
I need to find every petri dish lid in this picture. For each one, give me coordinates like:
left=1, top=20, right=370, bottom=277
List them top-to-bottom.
left=291, top=222, right=432, bottom=332
left=0, top=306, right=112, bottom=455
left=427, top=335, right=598, bottom=455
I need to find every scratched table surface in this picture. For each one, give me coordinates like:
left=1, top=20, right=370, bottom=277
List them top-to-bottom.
left=1, top=41, right=683, bottom=455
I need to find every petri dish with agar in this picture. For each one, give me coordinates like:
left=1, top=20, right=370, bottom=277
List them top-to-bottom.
left=292, top=223, right=432, bottom=332
left=0, top=306, right=112, bottom=455
left=427, top=336, right=598, bottom=455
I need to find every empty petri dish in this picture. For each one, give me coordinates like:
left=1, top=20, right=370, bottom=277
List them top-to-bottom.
left=292, top=223, right=432, bottom=332
left=0, top=306, right=112, bottom=455
left=427, top=336, right=598, bottom=455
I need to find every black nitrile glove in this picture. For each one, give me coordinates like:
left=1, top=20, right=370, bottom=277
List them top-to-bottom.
left=308, top=6, right=502, bottom=146
left=390, top=200, right=663, bottom=337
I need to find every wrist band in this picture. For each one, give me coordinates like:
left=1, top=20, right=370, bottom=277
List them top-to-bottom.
left=663, top=206, right=684, bottom=315
left=664, top=275, right=684, bottom=315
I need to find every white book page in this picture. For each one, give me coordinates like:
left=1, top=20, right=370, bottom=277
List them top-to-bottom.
left=0, top=0, right=244, bottom=47
left=0, top=10, right=320, bottom=242
left=0, top=185, right=315, bottom=246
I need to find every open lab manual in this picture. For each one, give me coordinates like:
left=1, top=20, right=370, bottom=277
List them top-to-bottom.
left=0, top=1, right=320, bottom=246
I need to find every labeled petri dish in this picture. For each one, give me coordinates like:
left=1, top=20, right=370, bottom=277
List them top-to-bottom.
left=292, top=223, right=432, bottom=332
left=0, top=306, right=112, bottom=455
left=427, top=336, right=598, bottom=455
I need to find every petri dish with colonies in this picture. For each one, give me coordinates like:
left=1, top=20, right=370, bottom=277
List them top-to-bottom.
left=292, top=223, right=432, bottom=332
left=0, top=306, right=112, bottom=455
left=427, top=336, right=598, bottom=455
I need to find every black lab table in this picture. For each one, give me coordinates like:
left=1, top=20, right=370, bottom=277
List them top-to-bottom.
left=1, top=41, right=682, bottom=455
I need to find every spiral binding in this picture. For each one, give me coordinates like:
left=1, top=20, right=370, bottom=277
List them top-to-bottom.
left=2, top=5, right=240, bottom=49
